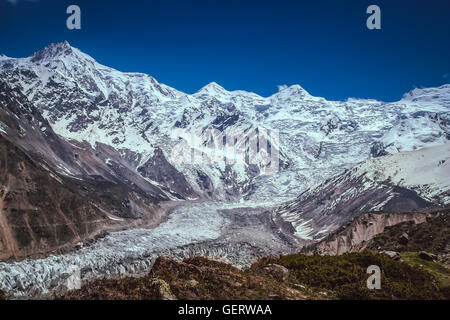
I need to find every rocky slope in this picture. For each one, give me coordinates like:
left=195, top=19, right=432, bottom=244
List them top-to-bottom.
left=0, top=79, right=173, bottom=261
left=274, top=143, right=450, bottom=243
left=299, top=207, right=450, bottom=294
left=300, top=207, right=449, bottom=261
left=366, top=208, right=450, bottom=266
left=302, top=210, right=430, bottom=256
left=55, top=251, right=449, bottom=300
left=58, top=256, right=309, bottom=300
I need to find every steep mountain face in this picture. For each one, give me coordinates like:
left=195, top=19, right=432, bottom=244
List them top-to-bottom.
left=1, top=42, right=449, bottom=202
left=1, top=42, right=449, bottom=256
left=0, top=80, right=172, bottom=261
left=371, top=111, right=449, bottom=157
left=0, top=135, right=107, bottom=260
left=274, top=143, right=450, bottom=243
left=302, top=207, right=450, bottom=267
left=366, top=209, right=450, bottom=266
left=303, top=211, right=431, bottom=255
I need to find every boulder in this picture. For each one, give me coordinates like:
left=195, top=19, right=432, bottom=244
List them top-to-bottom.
left=398, top=233, right=409, bottom=245
left=75, top=242, right=84, bottom=250
left=381, top=250, right=401, bottom=260
left=418, top=251, right=436, bottom=261
left=264, top=264, right=290, bottom=281
left=150, top=278, right=177, bottom=300
left=184, top=279, right=199, bottom=288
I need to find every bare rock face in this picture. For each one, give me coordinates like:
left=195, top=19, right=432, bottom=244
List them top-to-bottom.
left=0, top=80, right=170, bottom=261
left=0, top=136, right=109, bottom=260
left=137, top=148, right=197, bottom=199
left=275, top=182, right=433, bottom=244
left=303, top=207, right=450, bottom=260
left=302, top=211, right=429, bottom=256
left=439, top=253, right=450, bottom=266
left=264, top=264, right=290, bottom=281
left=184, top=279, right=199, bottom=288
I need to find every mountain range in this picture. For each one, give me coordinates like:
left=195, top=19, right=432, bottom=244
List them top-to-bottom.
left=0, top=42, right=449, bottom=298
left=1, top=42, right=448, bottom=203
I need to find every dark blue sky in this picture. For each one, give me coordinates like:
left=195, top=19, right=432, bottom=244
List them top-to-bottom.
left=1, top=0, right=449, bottom=101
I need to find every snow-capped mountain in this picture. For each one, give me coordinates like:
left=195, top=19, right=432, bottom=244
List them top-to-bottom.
left=1, top=41, right=450, bottom=298
left=1, top=42, right=449, bottom=203
left=0, top=78, right=177, bottom=260
left=371, top=111, right=449, bottom=156
left=274, top=143, right=450, bottom=244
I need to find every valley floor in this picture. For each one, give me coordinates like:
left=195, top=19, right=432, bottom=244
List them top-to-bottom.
left=0, top=200, right=294, bottom=299
left=1, top=201, right=449, bottom=300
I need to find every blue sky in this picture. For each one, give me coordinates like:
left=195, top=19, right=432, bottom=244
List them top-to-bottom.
left=0, top=0, right=449, bottom=101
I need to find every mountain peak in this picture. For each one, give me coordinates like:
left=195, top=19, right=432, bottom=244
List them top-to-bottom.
left=31, top=41, right=75, bottom=62
left=195, top=82, right=227, bottom=95
left=273, top=84, right=311, bottom=100
left=277, top=84, right=306, bottom=92
left=401, top=84, right=450, bottom=103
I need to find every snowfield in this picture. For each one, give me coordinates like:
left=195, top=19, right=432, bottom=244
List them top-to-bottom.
left=357, top=143, right=450, bottom=203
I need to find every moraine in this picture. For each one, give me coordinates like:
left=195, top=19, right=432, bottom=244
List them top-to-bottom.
left=0, top=200, right=293, bottom=299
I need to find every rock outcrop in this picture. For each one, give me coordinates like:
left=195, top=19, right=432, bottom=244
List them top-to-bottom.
left=302, top=211, right=430, bottom=255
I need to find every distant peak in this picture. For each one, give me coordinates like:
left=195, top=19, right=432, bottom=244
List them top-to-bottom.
left=59, top=40, right=72, bottom=47
left=31, top=41, right=75, bottom=62
left=206, top=81, right=221, bottom=87
left=196, top=82, right=227, bottom=94
left=274, top=84, right=311, bottom=99
left=277, top=84, right=305, bottom=92
left=402, top=84, right=450, bottom=100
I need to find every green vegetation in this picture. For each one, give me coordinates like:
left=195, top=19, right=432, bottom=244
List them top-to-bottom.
left=368, top=212, right=450, bottom=254
left=59, top=251, right=449, bottom=300
left=255, top=251, right=446, bottom=300
left=401, top=252, right=450, bottom=299
left=60, top=256, right=307, bottom=300
left=56, top=276, right=175, bottom=300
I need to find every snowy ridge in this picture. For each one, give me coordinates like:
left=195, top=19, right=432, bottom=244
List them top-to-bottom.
left=1, top=42, right=449, bottom=202
left=376, top=112, right=449, bottom=155
left=275, top=143, right=450, bottom=243
left=358, top=143, right=450, bottom=203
